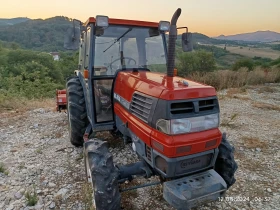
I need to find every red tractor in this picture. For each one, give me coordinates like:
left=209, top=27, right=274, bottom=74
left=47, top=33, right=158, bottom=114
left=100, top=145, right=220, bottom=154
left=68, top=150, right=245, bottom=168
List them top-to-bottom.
left=64, top=8, right=237, bottom=210
left=56, top=89, right=67, bottom=112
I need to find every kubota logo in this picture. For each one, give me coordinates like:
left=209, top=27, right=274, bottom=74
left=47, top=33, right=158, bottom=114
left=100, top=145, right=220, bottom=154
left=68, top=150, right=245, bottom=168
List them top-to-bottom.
left=180, top=158, right=201, bottom=168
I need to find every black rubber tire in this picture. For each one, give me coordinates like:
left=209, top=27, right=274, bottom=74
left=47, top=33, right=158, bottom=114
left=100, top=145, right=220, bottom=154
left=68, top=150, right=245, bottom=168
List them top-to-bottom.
left=66, top=77, right=88, bottom=147
left=215, top=133, right=238, bottom=188
left=84, top=139, right=121, bottom=210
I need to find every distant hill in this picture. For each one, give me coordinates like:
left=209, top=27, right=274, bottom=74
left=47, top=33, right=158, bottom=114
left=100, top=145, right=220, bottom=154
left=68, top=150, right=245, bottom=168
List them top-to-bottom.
left=0, top=16, right=72, bottom=51
left=0, top=16, right=258, bottom=52
left=0, top=17, right=30, bottom=26
left=215, top=31, right=280, bottom=42
left=179, top=33, right=238, bottom=45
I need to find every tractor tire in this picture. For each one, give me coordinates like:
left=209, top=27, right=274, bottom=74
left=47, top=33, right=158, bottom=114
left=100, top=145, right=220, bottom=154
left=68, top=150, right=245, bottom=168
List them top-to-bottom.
left=66, top=77, right=88, bottom=147
left=215, top=133, right=238, bottom=189
left=84, top=139, right=121, bottom=210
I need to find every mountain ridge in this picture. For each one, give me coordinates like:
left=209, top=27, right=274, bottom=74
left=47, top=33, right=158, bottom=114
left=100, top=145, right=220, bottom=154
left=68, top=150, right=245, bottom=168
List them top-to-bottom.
left=0, top=17, right=30, bottom=26
left=1, top=17, right=278, bottom=51
left=214, top=31, right=280, bottom=42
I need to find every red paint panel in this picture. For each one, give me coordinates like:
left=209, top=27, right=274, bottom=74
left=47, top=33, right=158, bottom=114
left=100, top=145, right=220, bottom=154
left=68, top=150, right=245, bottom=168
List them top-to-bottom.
left=85, top=17, right=158, bottom=28
left=115, top=71, right=216, bottom=101
left=114, top=72, right=142, bottom=102
left=136, top=82, right=165, bottom=98
left=160, top=87, right=216, bottom=100
left=58, top=95, right=67, bottom=103
left=114, top=103, right=152, bottom=145
left=114, top=103, right=127, bottom=124
left=150, top=128, right=222, bottom=158
left=150, top=130, right=176, bottom=157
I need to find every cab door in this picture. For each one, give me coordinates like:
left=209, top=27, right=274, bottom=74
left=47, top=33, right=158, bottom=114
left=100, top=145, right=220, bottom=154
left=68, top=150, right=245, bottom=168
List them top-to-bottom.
left=92, top=76, right=114, bottom=123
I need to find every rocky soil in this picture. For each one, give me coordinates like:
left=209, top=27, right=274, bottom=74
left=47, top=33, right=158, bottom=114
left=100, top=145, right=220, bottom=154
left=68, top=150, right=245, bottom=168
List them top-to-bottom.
left=0, top=83, right=279, bottom=210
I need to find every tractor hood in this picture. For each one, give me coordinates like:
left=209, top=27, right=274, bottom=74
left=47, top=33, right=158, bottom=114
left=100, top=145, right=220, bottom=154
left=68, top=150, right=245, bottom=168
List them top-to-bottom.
left=114, top=71, right=217, bottom=102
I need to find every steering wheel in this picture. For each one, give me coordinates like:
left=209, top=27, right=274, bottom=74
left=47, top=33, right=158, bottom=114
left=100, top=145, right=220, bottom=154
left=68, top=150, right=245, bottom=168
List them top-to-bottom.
left=108, top=57, right=137, bottom=72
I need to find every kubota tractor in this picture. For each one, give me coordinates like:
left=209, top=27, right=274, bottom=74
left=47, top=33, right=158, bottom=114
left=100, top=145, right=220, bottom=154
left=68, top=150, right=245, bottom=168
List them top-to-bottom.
left=64, top=8, right=238, bottom=210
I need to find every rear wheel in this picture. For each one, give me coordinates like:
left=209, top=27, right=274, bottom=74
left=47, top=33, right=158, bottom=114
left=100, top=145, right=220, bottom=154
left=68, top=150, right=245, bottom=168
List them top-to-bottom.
left=66, top=77, right=88, bottom=147
left=215, top=133, right=238, bottom=188
left=84, top=139, right=121, bottom=210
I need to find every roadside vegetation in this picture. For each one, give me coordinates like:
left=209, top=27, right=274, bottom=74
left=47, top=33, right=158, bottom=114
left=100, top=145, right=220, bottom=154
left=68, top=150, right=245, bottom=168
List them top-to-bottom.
left=0, top=35, right=280, bottom=111
left=0, top=44, right=77, bottom=110
left=176, top=44, right=280, bottom=90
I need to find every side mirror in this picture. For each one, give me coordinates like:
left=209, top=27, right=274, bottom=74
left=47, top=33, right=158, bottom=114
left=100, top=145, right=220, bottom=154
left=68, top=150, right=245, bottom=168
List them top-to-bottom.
left=64, top=19, right=84, bottom=50
left=64, top=27, right=81, bottom=50
left=182, top=32, right=193, bottom=52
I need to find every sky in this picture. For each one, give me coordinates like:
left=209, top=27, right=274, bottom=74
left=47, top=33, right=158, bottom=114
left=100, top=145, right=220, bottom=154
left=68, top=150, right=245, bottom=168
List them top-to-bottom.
left=0, top=0, right=279, bottom=37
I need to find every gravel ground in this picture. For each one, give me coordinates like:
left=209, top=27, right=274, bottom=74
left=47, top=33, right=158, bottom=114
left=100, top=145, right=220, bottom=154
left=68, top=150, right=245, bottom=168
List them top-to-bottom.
left=0, top=83, right=279, bottom=210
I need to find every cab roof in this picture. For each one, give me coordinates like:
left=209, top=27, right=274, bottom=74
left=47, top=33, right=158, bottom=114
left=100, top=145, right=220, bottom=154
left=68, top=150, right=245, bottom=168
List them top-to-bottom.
left=84, top=17, right=159, bottom=28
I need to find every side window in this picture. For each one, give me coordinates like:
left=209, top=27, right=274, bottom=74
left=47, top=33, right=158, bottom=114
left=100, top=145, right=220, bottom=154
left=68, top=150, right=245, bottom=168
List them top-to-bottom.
left=84, top=27, right=91, bottom=69
left=78, top=34, right=85, bottom=70
left=146, top=36, right=166, bottom=73
left=94, top=37, right=119, bottom=76
left=123, top=38, right=139, bottom=66
left=94, top=79, right=114, bottom=123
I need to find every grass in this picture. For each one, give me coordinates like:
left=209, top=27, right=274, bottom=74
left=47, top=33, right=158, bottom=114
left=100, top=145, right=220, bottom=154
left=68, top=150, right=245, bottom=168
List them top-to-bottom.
left=215, top=45, right=280, bottom=59
left=188, top=67, right=280, bottom=90
left=257, top=86, right=278, bottom=93
left=225, top=87, right=251, bottom=100
left=227, top=87, right=247, bottom=95
left=0, top=97, right=55, bottom=113
left=252, top=102, right=280, bottom=111
left=220, top=113, right=238, bottom=127
left=242, top=136, right=268, bottom=150
left=36, top=148, right=43, bottom=154
left=75, top=152, right=84, bottom=162
left=0, top=162, right=8, bottom=175
left=18, top=162, right=25, bottom=170
left=0, top=163, right=5, bottom=173
left=80, top=183, right=95, bottom=210
left=25, top=188, right=38, bottom=206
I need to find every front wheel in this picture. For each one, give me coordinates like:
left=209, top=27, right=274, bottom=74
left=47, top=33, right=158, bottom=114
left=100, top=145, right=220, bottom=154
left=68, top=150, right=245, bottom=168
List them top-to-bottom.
left=215, top=133, right=238, bottom=188
left=84, top=139, right=121, bottom=210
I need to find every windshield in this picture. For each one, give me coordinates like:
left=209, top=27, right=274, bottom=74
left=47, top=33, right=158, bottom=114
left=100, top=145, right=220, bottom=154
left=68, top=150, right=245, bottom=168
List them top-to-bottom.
left=93, top=26, right=166, bottom=76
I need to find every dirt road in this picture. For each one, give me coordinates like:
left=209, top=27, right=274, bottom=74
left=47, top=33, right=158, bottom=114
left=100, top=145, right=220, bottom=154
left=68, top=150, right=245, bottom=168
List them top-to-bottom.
left=0, top=84, right=279, bottom=210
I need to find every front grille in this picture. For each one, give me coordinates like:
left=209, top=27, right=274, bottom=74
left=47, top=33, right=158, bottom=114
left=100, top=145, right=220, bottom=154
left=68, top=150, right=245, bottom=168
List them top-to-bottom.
left=130, top=93, right=153, bottom=122
left=170, top=98, right=217, bottom=115
left=199, top=99, right=215, bottom=112
left=170, top=102, right=194, bottom=114
left=146, top=145, right=152, bottom=162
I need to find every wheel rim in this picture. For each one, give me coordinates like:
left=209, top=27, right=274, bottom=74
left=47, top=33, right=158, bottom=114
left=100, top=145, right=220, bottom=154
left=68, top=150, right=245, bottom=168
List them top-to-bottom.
left=85, top=155, right=96, bottom=208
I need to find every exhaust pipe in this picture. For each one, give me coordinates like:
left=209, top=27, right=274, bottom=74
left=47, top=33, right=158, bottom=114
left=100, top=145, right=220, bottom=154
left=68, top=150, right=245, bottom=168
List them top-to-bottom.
left=167, top=8, right=181, bottom=77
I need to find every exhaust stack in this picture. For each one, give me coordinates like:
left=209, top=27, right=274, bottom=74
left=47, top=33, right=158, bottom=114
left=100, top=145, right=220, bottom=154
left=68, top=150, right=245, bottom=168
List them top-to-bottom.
left=167, top=8, right=181, bottom=77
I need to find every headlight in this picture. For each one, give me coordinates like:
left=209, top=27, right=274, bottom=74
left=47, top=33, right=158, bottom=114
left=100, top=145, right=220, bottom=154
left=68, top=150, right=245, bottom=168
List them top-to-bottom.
left=96, top=15, right=109, bottom=27
left=158, top=21, right=170, bottom=31
left=156, top=113, right=219, bottom=135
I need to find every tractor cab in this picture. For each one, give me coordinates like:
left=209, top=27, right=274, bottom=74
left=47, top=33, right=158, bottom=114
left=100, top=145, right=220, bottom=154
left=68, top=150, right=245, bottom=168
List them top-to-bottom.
left=68, top=16, right=187, bottom=128
left=90, top=19, right=168, bottom=124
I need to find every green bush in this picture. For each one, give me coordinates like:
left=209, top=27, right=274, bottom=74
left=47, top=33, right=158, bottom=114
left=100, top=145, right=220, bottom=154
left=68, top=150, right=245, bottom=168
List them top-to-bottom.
left=271, top=44, right=280, bottom=51
left=0, top=47, right=77, bottom=99
left=177, top=50, right=216, bottom=76
left=232, top=58, right=254, bottom=71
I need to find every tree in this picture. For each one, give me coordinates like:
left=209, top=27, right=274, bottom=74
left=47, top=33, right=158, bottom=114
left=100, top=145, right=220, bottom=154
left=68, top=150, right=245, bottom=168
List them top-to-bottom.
left=11, top=42, right=20, bottom=50
left=177, top=50, right=216, bottom=76
left=232, top=58, right=254, bottom=71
